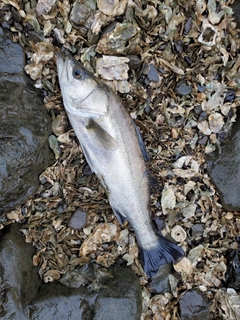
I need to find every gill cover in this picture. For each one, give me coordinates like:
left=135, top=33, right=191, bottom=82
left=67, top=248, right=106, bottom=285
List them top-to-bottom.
left=57, top=53, right=109, bottom=117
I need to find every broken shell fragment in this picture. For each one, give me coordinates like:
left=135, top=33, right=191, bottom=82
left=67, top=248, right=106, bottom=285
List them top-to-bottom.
left=97, top=0, right=127, bottom=16
left=198, top=21, right=217, bottom=47
left=96, top=22, right=141, bottom=55
left=96, top=55, right=129, bottom=80
left=171, top=225, right=187, bottom=242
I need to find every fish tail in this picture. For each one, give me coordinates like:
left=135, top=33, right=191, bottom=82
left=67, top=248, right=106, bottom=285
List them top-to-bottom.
left=139, top=235, right=185, bottom=278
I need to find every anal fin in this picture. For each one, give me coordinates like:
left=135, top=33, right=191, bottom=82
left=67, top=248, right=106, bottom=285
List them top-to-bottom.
left=112, top=207, right=127, bottom=225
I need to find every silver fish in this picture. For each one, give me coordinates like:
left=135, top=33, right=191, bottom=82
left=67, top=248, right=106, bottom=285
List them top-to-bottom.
left=56, top=53, right=184, bottom=277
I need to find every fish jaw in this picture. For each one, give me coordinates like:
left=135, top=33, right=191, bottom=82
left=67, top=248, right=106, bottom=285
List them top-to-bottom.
left=56, top=53, right=109, bottom=117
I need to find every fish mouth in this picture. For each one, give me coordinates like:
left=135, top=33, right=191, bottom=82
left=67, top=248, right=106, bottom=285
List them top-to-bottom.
left=56, top=52, right=74, bottom=82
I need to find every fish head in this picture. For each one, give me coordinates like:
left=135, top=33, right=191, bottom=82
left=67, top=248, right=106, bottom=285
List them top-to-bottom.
left=56, top=53, right=109, bottom=117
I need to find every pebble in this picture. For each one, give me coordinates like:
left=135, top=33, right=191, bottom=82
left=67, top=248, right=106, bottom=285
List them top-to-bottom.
left=68, top=210, right=88, bottom=230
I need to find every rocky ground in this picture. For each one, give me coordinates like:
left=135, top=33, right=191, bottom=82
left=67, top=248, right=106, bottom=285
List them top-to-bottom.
left=0, top=0, right=240, bottom=319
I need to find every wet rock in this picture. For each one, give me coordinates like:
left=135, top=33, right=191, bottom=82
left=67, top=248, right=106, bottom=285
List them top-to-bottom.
left=232, top=0, right=240, bottom=28
left=0, top=28, right=53, bottom=215
left=175, top=81, right=192, bottom=96
left=206, top=114, right=240, bottom=210
left=68, top=210, right=88, bottom=230
left=0, top=223, right=41, bottom=318
left=0, top=224, right=141, bottom=319
left=225, top=248, right=240, bottom=292
left=149, top=264, right=173, bottom=294
left=29, top=265, right=141, bottom=320
left=93, top=265, right=142, bottom=320
left=179, top=290, right=210, bottom=320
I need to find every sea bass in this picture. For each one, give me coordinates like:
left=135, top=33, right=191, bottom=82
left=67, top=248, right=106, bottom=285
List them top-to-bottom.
left=56, top=53, right=184, bottom=277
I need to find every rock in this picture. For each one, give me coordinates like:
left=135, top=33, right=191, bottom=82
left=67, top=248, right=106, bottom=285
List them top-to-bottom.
left=232, top=0, right=240, bottom=28
left=0, top=28, right=53, bottom=215
left=147, top=64, right=160, bottom=82
left=175, top=81, right=192, bottom=96
left=206, top=113, right=240, bottom=210
left=68, top=210, right=88, bottom=230
left=0, top=223, right=42, bottom=318
left=191, top=224, right=205, bottom=237
left=0, top=225, right=141, bottom=320
left=225, top=248, right=240, bottom=291
left=149, top=264, right=173, bottom=294
left=29, top=265, right=141, bottom=320
left=93, top=265, right=142, bottom=320
left=179, top=290, right=210, bottom=320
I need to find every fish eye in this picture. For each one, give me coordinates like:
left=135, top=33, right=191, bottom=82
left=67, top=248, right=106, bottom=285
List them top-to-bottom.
left=73, top=68, right=86, bottom=79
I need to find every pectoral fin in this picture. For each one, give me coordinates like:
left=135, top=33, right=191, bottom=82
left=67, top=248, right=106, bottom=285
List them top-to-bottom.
left=85, top=119, right=118, bottom=151
left=133, top=122, right=150, bottom=162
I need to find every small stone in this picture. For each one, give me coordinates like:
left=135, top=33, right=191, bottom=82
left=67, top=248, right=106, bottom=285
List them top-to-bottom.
left=147, top=64, right=160, bottom=82
left=175, top=81, right=192, bottom=96
left=198, top=111, right=208, bottom=122
left=198, top=136, right=208, bottom=145
left=68, top=210, right=88, bottom=230
left=191, top=224, right=205, bottom=237
left=150, top=264, right=173, bottom=294
left=179, top=290, right=210, bottom=320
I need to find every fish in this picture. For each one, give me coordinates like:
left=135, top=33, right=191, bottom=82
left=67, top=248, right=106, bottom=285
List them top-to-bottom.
left=56, top=53, right=185, bottom=277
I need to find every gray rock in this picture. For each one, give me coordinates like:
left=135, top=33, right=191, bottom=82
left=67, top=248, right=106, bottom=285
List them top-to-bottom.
left=232, top=0, right=240, bottom=28
left=0, top=28, right=53, bottom=215
left=175, top=81, right=192, bottom=96
left=206, top=114, right=240, bottom=211
left=0, top=223, right=41, bottom=319
left=0, top=223, right=142, bottom=319
left=149, top=264, right=173, bottom=294
left=29, top=265, right=141, bottom=320
left=93, top=266, right=142, bottom=320
left=179, top=290, right=210, bottom=320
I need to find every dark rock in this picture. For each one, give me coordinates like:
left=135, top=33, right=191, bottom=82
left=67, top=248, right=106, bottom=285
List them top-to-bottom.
left=232, top=0, right=240, bottom=28
left=184, top=17, right=192, bottom=35
left=0, top=28, right=53, bottom=215
left=174, top=40, right=183, bottom=54
left=126, top=55, right=141, bottom=69
left=147, top=64, right=160, bottom=82
left=175, top=81, right=192, bottom=96
left=197, top=84, right=205, bottom=92
left=224, top=89, right=236, bottom=103
left=194, top=105, right=202, bottom=115
left=198, top=111, right=208, bottom=122
left=206, top=114, right=240, bottom=210
left=198, top=136, right=208, bottom=146
left=68, top=210, right=88, bottom=230
left=0, top=223, right=42, bottom=318
left=0, top=224, right=142, bottom=319
left=191, top=224, right=205, bottom=237
left=225, top=248, right=240, bottom=292
left=149, top=264, right=173, bottom=294
left=29, top=265, right=141, bottom=320
left=93, top=265, right=141, bottom=320
left=179, top=290, right=210, bottom=320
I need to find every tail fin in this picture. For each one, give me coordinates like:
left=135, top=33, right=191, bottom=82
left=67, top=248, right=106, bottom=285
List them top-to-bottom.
left=139, top=234, right=185, bottom=278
